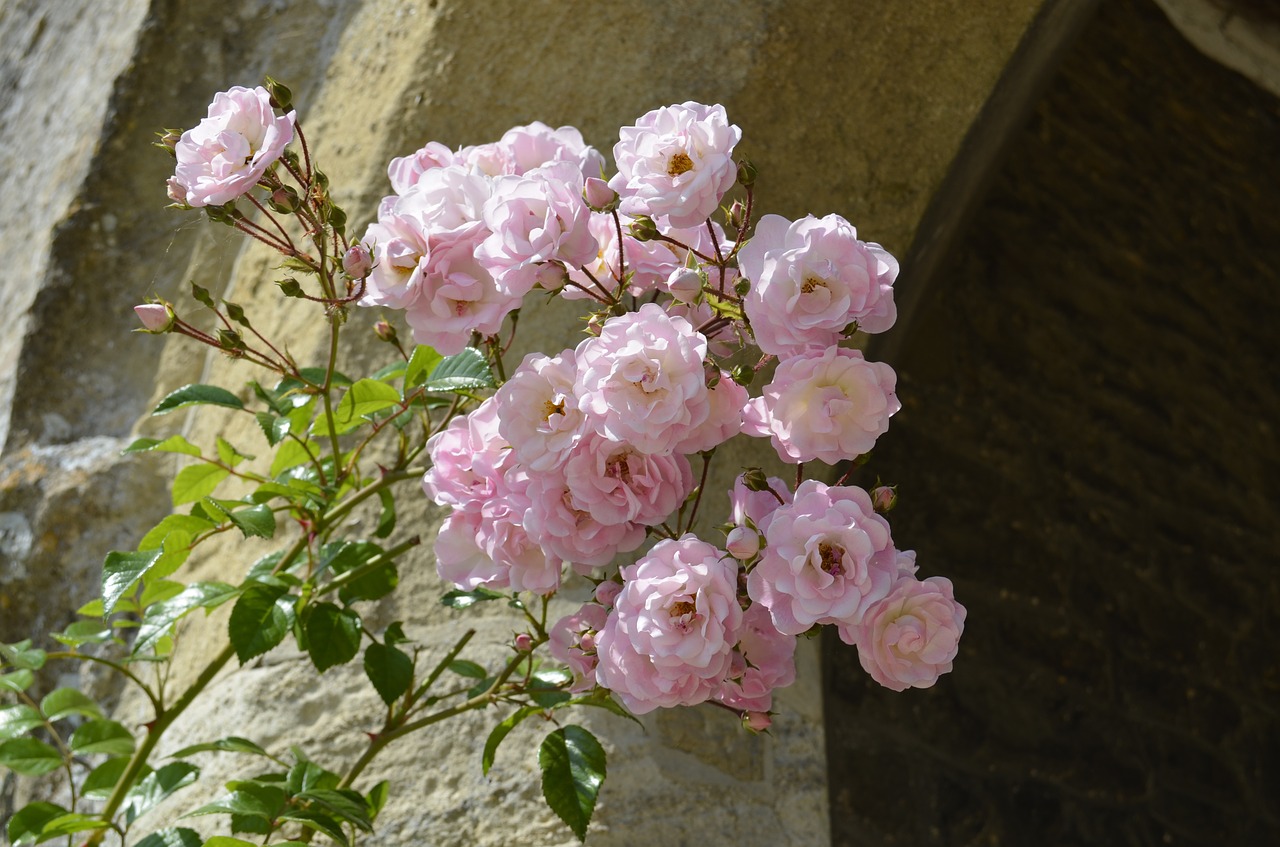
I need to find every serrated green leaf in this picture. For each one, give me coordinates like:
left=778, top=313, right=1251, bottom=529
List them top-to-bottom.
left=404, top=345, right=443, bottom=389
left=423, top=347, right=495, bottom=392
left=372, top=359, right=407, bottom=382
left=333, top=379, right=401, bottom=434
left=153, top=384, right=244, bottom=416
left=255, top=412, right=291, bottom=446
left=123, top=435, right=202, bottom=457
left=216, top=436, right=253, bottom=467
left=270, top=438, right=316, bottom=478
left=172, top=463, right=230, bottom=506
left=374, top=488, right=396, bottom=539
left=227, top=504, right=276, bottom=539
left=139, top=514, right=216, bottom=552
left=102, top=548, right=164, bottom=616
left=139, top=578, right=186, bottom=610
left=133, top=581, right=239, bottom=656
left=229, top=583, right=292, bottom=664
left=440, top=587, right=505, bottom=609
left=76, top=597, right=105, bottom=617
left=304, top=603, right=362, bottom=673
left=51, top=618, right=114, bottom=648
left=0, top=640, right=45, bottom=671
left=363, top=642, right=412, bottom=706
left=448, top=659, right=487, bottom=679
left=0, top=670, right=34, bottom=693
left=40, top=688, right=102, bottom=722
left=0, top=705, right=43, bottom=741
left=482, top=706, right=541, bottom=775
left=70, top=718, right=135, bottom=756
left=539, top=725, right=606, bottom=842
left=167, top=736, right=271, bottom=760
left=0, top=738, right=63, bottom=775
left=81, top=756, right=138, bottom=799
left=286, top=756, right=339, bottom=795
left=123, top=761, right=200, bottom=825
left=365, top=780, right=390, bottom=821
left=184, top=785, right=285, bottom=821
left=295, top=789, right=373, bottom=832
left=6, top=802, right=65, bottom=846
left=276, top=810, right=348, bottom=847
left=32, top=812, right=109, bottom=841
left=131, top=827, right=203, bottom=847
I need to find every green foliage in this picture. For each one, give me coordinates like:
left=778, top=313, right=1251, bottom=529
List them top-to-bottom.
left=404, top=344, right=442, bottom=389
left=422, top=347, right=496, bottom=392
left=333, top=379, right=401, bottom=434
left=152, top=384, right=245, bottom=416
left=123, top=434, right=202, bottom=457
left=172, top=463, right=230, bottom=505
left=101, top=549, right=164, bottom=615
left=135, top=582, right=239, bottom=656
left=229, top=582, right=293, bottom=664
left=440, top=587, right=505, bottom=609
left=303, top=603, right=362, bottom=672
left=0, top=640, right=46, bottom=671
left=363, top=642, right=412, bottom=706
left=40, top=688, right=102, bottom=722
left=0, top=705, right=43, bottom=740
left=482, top=706, right=541, bottom=775
left=70, top=719, right=136, bottom=756
left=539, top=726, right=607, bottom=842
left=168, top=736, right=273, bottom=760
left=0, top=738, right=63, bottom=776
left=81, top=757, right=137, bottom=799
left=123, top=762, right=200, bottom=825
left=6, top=803, right=109, bottom=846
left=131, top=827, right=203, bottom=847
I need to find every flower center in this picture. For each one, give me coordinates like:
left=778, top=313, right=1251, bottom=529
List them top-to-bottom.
left=667, top=152, right=694, bottom=177
left=801, top=276, right=827, bottom=294
left=542, top=398, right=565, bottom=421
left=605, top=451, right=634, bottom=485
left=818, top=542, right=845, bottom=576
left=668, top=598, right=698, bottom=631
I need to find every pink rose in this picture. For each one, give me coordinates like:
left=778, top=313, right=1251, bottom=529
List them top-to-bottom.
left=173, top=86, right=295, bottom=207
left=609, top=102, right=741, bottom=228
left=496, top=121, right=606, bottom=178
left=387, top=141, right=456, bottom=194
left=740, top=214, right=898, bottom=356
left=402, top=234, right=520, bottom=354
left=574, top=303, right=710, bottom=455
left=748, top=346, right=900, bottom=465
left=494, top=350, right=585, bottom=472
left=563, top=432, right=694, bottom=527
left=522, top=469, right=646, bottom=570
left=746, top=480, right=897, bottom=634
left=594, top=535, right=742, bottom=714
left=846, top=575, right=966, bottom=691
left=549, top=601, right=610, bottom=692
left=715, top=603, right=797, bottom=712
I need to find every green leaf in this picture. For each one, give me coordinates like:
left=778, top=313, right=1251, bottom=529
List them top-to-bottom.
left=404, top=345, right=443, bottom=389
left=423, top=347, right=495, bottom=392
left=333, top=379, right=401, bottom=434
left=153, top=384, right=244, bottom=416
left=255, top=412, right=290, bottom=446
left=123, top=435, right=202, bottom=457
left=216, top=436, right=253, bottom=467
left=270, top=438, right=316, bottom=478
left=172, top=463, right=230, bottom=505
left=374, top=487, right=396, bottom=539
left=227, top=504, right=276, bottom=539
left=139, top=514, right=216, bottom=552
left=102, top=549, right=163, bottom=616
left=139, top=578, right=186, bottom=610
left=134, top=582, right=239, bottom=655
left=229, top=583, right=292, bottom=664
left=440, top=587, right=505, bottom=609
left=76, top=597, right=105, bottom=616
left=304, top=603, right=362, bottom=673
left=52, top=619, right=117, bottom=648
left=0, top=640, right=46, bottom=671
left=363, top=642, right=412, bottom=706
left=448, top=659, right=487, bottom=679
left=0, top=670, right=34, bottom=693
left=40, top=688, right=102, bottom=722
left=0, top=705, right=44, bottom=741
left=482, top=706, right=541, bottom=775
left=70, top=719, right=135, bottom=756
left=539, top=725, right=606, bottom=842
left=167, top=736, right=272, bottom=760
left=0, top=737, right=63, bottom=775
left=81, top=756, right=137, bottom=799
left=286, top=756, right=339, bottom=795
left=123, top=761, right=200, bottom=825
left=365, top=780, right=390, bottom=821
left=184, top=785, right=285, bottom=821
left=295, top=789, right=373, bottom=832
left=7, top=803, right=65, bottom=846
left=276, top=810, right=349, bottom=847
left=31, top=813, right=109, bottom=841
left=131, top=827, right=203, bottom=847
left=204, top=839, right=259, bottom=847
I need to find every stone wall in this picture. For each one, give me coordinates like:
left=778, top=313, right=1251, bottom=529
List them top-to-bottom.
left=1, top=1, right=1051, bottom=844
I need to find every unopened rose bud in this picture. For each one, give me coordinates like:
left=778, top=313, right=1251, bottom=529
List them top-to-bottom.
left=264, top=76, right=293, bottom=111
left=154, top=129, right=181, bottom=157
left=736, top=158, right=758, bottom=187
left=165, top=177, right=187, bottom=206
left=583, top=177, right=619, bottom=213
left=268, top=186, right=301, bottom=214
left=726, top=199, right=746, bottom=231
left=628, top=215, right=660, bottom=242
left=343, top=244, right=373, bottom=280
left=534, top=261, right=569, bottom=292
left=666, top=267, right=704, bottom=304
left=276, top=277, right=304, bottom=298
left=734, top=277, right=751, bottom=297
left=190, top=282, right=215, bottom=308
left=224, top=301, right=248, bottom=326
left=133, top=303, right=175, bottom=333
left=374, top=320, right=398, bottom=344
left=217, top=328, right=246, bottom=350
left=730, top=364, right=754, bottom=386
left=741, top=467, right=770, bottom=492
left=871, top=484, right=898, bottom=513
left=725, top=526, right=760, bottom=560
left=594, top=581, right=621, bottom=607
left=579, top=631, right=597, bottom=653
left=514, top=633, right=533, bottom=652
left=743, top=711, right=772, bottom=732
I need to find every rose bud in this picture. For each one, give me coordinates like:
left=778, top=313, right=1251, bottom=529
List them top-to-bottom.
left=583, top=177, right=619, bottom=213
left=343, top=244, right=373, bottom=279
left=665, top=267, right=704, bottom=304
left=134, top=303, right=175, bottom=333
left=871, top=484, right=898, bottom=513
left=725, top=526, right=760, bottom=560
left=514, top=633, right=534, bottom=652
left=743, top=711, right=772, bottom=732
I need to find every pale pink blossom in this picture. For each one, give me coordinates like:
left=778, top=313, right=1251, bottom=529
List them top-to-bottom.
left=173, top=86, right=295, bottom=207
left=609, top=102, right=741, bottom=228
left=497, top=121, right=606, bottom=178
left=387, top=141, right=456, bottom=194
left=358, top=206, right=432, bottom=310
left=740, top=214, right=898, bottom=355
left=403, top=235, right=520, bottom=354
left=575, top=303, right=710, bottom=455
left=749, top=346, right=900, bottom=465
left=494, top=351, right=584, bottom=472
left=673, top=370, right=748, bottom=454
left=421, top=399, right=510, bottom=511
left=564, top=432, right=694, bottom=527
left=475, top=469, right=561, bottom=595
left=523, top=470, right=646, bottom=570
left=730, top=472, right=792, bottom=533
left=746, top=481, right=897, bottom=635
left=435, top=509, right=509, bottom=591
left=725, top=526, right=759, bottom=560
left=594, top=535, right=742, bottom=714
left=847, top=575, right=965, bottom=691
left=549, top=602, right=610, bottom=692
left=715, top=602, right=797, bottom=712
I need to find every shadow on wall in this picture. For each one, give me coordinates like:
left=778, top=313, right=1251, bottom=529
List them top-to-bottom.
left=823, top=0, right=1280, bottom=844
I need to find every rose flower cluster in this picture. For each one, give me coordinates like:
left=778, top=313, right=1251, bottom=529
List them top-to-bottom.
left=346, top=101, right=966, bottom=716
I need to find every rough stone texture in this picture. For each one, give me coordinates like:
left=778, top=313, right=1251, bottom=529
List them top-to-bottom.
left=1, top=0, right=1050, bottom=844
left=824, top=0, right=1280, bottom=844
